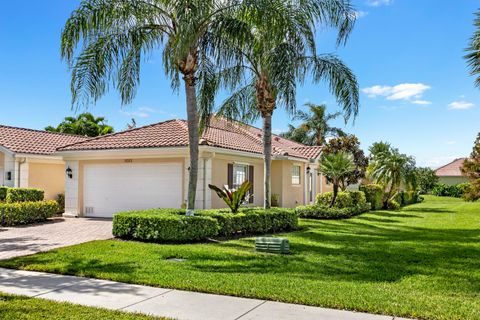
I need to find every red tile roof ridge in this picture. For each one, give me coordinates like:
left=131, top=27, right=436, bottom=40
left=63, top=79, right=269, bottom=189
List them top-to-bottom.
left=209, top=117, right=291, bottom=156
left=57, top=119, right=183, bottom=151
left=0, top=124, right=89, bottom=139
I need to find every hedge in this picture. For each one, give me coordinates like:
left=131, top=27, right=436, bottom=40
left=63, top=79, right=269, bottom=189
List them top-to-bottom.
left=432, top=183, right=470, bottom=198
left=359, top=184, right=383, bottom=210
left=0, top=187, right=7, bottom=202
left=5, top=188, right=44, bottom=203
left=395, top=191, right=422, bottom=206
left=316, top=192, right=353, bottom=208
left=0, top=200, right=59, bottom=226
left=296, top=202, right=370, bottom=219
left=112, top=208, right=299, bottom=243
left=197, top=208, right=298, bottom=237
left=113, top=211, right=219, bottom=242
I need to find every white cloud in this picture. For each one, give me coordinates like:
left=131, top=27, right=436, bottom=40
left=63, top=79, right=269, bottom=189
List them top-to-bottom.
left=366, top=0, right=393, bottom=7
left=354, top=11, right=369, bottom=18
left=362, top=83, right=431, bottom=103
left=412, top=100, right=432, bottom=105
left=448, top=100, right=475, bottom=110
left=121, top=110, right=150, bottom=118
left=445, top=141, right=456, bottom=145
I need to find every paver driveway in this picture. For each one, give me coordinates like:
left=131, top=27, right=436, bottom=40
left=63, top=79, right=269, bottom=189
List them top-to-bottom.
left=0, top=218, right=112, bottom=260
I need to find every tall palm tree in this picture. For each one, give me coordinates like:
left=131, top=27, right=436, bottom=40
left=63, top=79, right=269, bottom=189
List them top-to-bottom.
left=61, top=0, right=243, bottom=214
left=199, top=0, right=359, bottom=208
left=465, top=10, right=480, bottom=88
left=291, top=103, right=346, bottom=146
left=45, top=113, right=114, bottom=137
left=370, top=148, right=416, bottom=206
left=318, top=151, right=355, bottom=207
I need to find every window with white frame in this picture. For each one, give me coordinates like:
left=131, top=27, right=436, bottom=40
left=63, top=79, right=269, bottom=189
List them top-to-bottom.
left=233, top=164, right=249, bottom=189
left=292, top=165, right=301, bottom=185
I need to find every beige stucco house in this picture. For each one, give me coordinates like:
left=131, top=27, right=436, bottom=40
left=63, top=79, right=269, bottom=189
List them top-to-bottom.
left=57, top=118, right=331, bottom=218
left=0, top=125, right=88, bottom=200
left=435, top=158, right=469, bottom=185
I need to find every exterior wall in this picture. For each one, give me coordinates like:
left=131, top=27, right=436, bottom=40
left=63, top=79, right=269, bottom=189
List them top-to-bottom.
left=0, top=152, right=4, bottom=186
left=3, top=153, right=16, bottom=188
left=210, top=154, right=264, bottom=208
left=66, top=157, right=185, bottom=217
left=271, top=160, right=306, bottom=208
left=28, top=163, right=65, bottom=200
left=438, top=176, right=469, bottom=185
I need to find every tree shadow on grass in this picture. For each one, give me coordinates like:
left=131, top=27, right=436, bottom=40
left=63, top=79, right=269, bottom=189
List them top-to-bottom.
left=402, top=207, right=455, bottom=213
left=187, top=218, right=480, bottom=295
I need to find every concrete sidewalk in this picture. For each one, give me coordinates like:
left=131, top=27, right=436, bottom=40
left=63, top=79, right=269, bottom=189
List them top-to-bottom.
left=0, top=268, right=410, bottom=320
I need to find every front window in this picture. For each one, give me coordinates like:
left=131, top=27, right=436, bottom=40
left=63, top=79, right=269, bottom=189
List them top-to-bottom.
left=233, top=164, right=248, bottom=189
left=292, top=165, right=301, bottom=185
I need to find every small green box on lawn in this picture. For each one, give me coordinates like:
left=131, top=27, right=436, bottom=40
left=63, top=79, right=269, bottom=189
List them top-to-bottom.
left=255, top=237, right=290, bottom=254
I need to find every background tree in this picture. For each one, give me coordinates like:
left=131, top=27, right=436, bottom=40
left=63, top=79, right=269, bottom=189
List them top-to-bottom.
left=61, top=0, right=242, bottom=213
left=199, top=0, right=359, bottom=208
left=465, top=10, right=480, bottom=88
left=281, top=103, right=346, bottom=145
left=45, top=113, right=114, bottom=137
left=280, top=124, right=309, bottom=144
left=461, top=132, right=480, bottom=201
left=322, top=135, right=368, bottom=190
left=369, top=146, right=416, bottom=206
left=318, top=151, right=355, bottom=207
left=414, top=167, right=439, bottom=194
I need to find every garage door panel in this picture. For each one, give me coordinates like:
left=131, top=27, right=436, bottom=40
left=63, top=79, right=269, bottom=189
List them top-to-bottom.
left=83, top=163, right=182, bottom=217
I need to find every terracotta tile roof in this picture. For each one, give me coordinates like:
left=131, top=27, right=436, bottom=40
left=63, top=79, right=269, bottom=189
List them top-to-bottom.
left=58, top=117, right=323, bottom=160
left=0, top=125, right=89, bottom=155
left=435, top=158, right=467, bottom=177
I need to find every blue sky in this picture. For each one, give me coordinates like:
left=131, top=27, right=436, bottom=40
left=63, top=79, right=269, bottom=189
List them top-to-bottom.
left=0, top=0, right=479, bottom=168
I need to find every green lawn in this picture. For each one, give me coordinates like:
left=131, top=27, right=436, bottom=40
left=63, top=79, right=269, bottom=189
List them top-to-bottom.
left=1, top=196, right=479, bottom=320
left=0, top=292, right=165, bottom=320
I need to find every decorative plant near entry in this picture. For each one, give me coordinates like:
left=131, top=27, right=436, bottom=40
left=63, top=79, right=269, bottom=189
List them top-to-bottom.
left=208, top=181, right=251, bottom=213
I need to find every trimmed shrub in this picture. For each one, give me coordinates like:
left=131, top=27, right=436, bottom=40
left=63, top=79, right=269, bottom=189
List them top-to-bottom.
left=432, top=183, right=467, bottom=198
left=359, top=184, right=383, bottom=210
left=0, top=187, right=8, bottom=201
left=5, top=188, right=44, bottom=203
left=349, top=191, right=367, bottom=206
left=396, top=191, right=421, bottom=206
left=316, top=192, right=353, bottom=208
left=56, top=193, right=65, bottom=214
left=387, top=199, right=401, bottom=211
left=0, top=200, right=59, bottom=226
left=296, top=202, right=370, bottom=220
left=112, top=208, right=299, bottom=242
left=198, top=208, right=298, bottom=237
left=113, top=211, right=219, bottom=243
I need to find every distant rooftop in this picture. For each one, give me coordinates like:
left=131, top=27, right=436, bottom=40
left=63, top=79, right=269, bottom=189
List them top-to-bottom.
left=434, top=158, right=467, bottom=177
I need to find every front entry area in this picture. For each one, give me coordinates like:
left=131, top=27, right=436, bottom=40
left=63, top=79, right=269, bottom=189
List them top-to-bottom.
left=83, top=162, right=183, bottom=218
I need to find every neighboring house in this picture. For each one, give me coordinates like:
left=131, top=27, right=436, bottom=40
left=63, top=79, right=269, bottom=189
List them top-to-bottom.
left=57, top=118, right=331, bottom=218
left=0, top=125, right=89, bottom=200
left=434, top=158, right=469, bottom=185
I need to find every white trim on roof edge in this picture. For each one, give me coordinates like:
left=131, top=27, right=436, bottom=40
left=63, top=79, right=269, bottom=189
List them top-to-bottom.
left=56, top=145, right=312, bottom=162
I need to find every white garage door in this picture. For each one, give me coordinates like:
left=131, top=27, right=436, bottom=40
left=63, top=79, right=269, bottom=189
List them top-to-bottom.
left=83, top=162, right=183, bottom=218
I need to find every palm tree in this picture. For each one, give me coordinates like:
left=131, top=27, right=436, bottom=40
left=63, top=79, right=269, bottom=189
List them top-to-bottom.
left=61, top=0, right=243, bottom=214
left=199, top=0, right=359, bottom=208
left=465, top=10, right=480, bottom=88
left=290, top=103, right=346, bottom=146
left=45, top=113, right=114, bottom=137
left=280, top=124, right=310, bottom=144
left=370, top=148, right=416, bottom=206
left=318, top=151, right=355, bottom=207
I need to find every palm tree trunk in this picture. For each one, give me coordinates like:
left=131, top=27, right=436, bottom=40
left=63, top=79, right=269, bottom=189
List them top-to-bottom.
left=183, top=73, right=199, bottom=215
left=263, top=114, right=272, bottom=209
left=330, top=182, right=339, bottom=208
